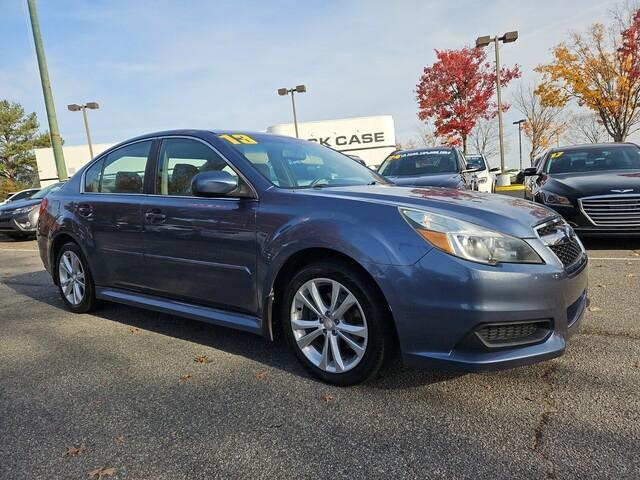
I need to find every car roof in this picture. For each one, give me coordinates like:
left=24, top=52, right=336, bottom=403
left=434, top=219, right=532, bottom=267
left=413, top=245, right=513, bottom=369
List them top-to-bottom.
left=548, top=142, right=638, bottom=152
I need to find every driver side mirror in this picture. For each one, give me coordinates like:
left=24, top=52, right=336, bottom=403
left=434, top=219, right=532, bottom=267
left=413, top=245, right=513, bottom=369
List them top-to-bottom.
left=462, top=167, right=480, bottom=173
left=489, top=167, right=501, bottom=173
left=523, top=167, right=538, bottom=176
left=192, top=171, right=238, bottom=197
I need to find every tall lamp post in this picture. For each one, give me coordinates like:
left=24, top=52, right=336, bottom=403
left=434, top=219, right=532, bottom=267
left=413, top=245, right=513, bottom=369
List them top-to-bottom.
left=476, top=31, right=518, bottom=185
left=277, top=85, right=306, bottom=138
left=68, top=102, right=99, bottom=158
left=513, top=118, right=526, bottom=170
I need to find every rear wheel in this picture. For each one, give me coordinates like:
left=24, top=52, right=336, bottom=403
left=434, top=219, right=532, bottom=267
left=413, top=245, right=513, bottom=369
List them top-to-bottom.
left=56, top=242, right=97, bottom=313
left=282, top=261, right=392, bottom=385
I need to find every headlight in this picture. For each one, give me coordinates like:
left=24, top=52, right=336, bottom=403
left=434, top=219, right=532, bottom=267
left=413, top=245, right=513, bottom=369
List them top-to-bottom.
left=541, top=192, right=571, bottom=207
left=12, top=205, right=37, bottom=215
left=399, top=208, right=543, bottom=265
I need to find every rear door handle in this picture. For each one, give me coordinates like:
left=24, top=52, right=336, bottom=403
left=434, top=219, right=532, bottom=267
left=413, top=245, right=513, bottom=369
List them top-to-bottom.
left=77, top=203, right=93, bottom=218
left=145, top=209, right=166, bottom=223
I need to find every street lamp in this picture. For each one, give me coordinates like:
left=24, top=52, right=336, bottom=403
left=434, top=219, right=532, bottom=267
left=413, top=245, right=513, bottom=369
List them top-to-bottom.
left=476, top=31, right=518, bottom=185
left=277, top=85, right=306, bottom=138
left=67, top=102, right=99, bottom=158
left=513, top=119, right=526, bottom=170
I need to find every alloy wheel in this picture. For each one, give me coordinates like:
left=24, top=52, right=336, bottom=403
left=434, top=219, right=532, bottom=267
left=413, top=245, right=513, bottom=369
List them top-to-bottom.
left=58, top=251, right=86, bottom=306
left=290, top=278, right=368, bottom=374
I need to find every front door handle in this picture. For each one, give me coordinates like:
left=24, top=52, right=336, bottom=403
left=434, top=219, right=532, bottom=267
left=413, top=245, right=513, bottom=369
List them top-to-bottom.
left=145, top=209, right=167, bottom=223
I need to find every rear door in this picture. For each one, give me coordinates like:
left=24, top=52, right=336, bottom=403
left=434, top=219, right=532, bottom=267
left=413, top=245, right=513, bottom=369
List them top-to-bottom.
left=141, top=137, right=258, bottom=314
left=78, top=140, right=154, bottom=289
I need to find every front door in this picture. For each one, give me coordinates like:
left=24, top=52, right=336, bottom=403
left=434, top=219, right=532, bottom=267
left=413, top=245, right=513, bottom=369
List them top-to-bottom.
left=141, top=137, right=258, bottom=314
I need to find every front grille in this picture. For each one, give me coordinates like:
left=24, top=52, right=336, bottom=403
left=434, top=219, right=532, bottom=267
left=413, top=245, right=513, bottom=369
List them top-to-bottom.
left=579, top=194, right=640, bottom=227
left=549, top=240, right=583, bottom=268
left=475, top=320, right=552, bottom=348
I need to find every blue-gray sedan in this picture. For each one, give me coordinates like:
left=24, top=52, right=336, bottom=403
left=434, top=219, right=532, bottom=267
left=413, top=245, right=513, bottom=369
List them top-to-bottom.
left=37, top=130, right=588, bottom=385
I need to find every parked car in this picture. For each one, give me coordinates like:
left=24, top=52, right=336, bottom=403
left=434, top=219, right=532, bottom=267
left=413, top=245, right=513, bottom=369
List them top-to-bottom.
left=38, top=130, right=587, bottom=385
left=524, top=143, right=640, bottom=235
left=377, top=147, right=478, bottom=190
left=464, top=153, right=500, bottom=192
left=0, top=182, right=64, bottom=239
left=0, top=188, right=40, bottom=206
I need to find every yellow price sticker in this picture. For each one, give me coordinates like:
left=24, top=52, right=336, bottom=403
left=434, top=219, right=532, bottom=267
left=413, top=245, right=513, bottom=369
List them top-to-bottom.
left=219, top=134, right=258, bottom=145
left=550, top=151, right=564, bottom=158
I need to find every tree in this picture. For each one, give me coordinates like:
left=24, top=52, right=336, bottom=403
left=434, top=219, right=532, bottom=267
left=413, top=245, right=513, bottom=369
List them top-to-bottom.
left=535, top=10, right=640, bottom=142
left=416, top=46, right=520, bottom=153
left=512, top=83, right=565, bottom=163
left=0, top=100, right=51, bottom=186
left=565, top=113, right=610, bottom=144
left=468, top=117, right=500, bottom=158
left=415, top=123, right=442, bottom=148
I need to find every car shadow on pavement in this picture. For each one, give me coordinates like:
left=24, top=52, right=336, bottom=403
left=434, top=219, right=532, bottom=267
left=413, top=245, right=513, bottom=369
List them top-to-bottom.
left=580, top=237, right=639, bottom=251
left=2, top=269, right=463, bottom=390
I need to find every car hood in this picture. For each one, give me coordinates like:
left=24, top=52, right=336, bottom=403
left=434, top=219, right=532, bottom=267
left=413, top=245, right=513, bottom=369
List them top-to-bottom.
left=545, top=170, right=640, bottom=197
left=385, top=173, right=462, bottom=188
left=300, top=184, right=556, bottom=238
left=0, top=197, right=41, bottom=214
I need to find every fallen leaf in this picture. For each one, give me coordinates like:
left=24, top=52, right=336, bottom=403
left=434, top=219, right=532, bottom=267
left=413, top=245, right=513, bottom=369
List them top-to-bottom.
left=632, top=250, right=640, bottom=256
left=625, top=273, right=636, bottom=278
left=597, top=284, right=606, bottom=288
left=588, top=306, right=602, bottom=312
left=128, top=327, right=140, bottom=334
left=194, top=355, right=210, bottom=364
left=633, top=362, right=639, bottom=369
left=255, top=372, right=269, bottom=380
left=179, top=374, right=192, bottom=381
left=483, top=384, right=492, bottom=390
left=321, top=393, right=334, bottom=402
left=115, top=436, right=125, bottom=445
left=64, top=443, right=88, bottom=457
left=88, top=466, right=115, bottom=478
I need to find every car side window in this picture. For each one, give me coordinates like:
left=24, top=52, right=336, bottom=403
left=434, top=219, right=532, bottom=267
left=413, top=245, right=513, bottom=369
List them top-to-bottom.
left=156, top=138, right=244, bottom=196
left=98, top=141, right=151, bottom=194
left=84, top=159, right=103, bottom=192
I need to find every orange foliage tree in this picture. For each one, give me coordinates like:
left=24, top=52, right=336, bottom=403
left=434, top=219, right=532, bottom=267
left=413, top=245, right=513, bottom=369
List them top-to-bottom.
left=536, top=10, right=640, bottom=142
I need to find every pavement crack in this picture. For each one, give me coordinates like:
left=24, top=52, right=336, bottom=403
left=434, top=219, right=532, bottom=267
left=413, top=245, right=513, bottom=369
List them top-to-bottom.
left=579, top=329, right=640, bottom=341
left=532, top=362, right=558, bottom=478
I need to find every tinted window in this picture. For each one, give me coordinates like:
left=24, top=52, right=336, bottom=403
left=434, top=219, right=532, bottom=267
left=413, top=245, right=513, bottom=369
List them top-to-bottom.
left=221, top=133, right=385, bottom=188
left=157, top=138, right=240, bottom=196
left=100, top=141, right=151, bottom=194
left=545, top=146, right=640, bottom=174
left=378, top=149, right=457, bottom=176
left=84, top=159, right=103, bottom=192
left=31, top=182, right=64, bottom=199
left=9, top=190, right=38, bottom=201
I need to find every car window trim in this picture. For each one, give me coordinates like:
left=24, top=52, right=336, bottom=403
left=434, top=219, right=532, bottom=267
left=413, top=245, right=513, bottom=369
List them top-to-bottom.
left=148, top=135, right=258, bottom=200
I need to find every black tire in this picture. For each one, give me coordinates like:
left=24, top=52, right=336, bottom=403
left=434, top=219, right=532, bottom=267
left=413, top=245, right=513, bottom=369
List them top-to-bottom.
left=55, top=242, right=97, bottom=313
left=282, top=260, right=393, bottom=386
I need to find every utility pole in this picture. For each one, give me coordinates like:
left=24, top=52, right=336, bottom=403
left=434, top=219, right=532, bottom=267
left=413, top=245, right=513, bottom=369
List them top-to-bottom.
left=26, top=0, right=67, bottom=180
left=278, top=85, right=307, bottom=138
left=68, top=103, right=100, bottom=158
left=513, top=119, right=526, bottom=171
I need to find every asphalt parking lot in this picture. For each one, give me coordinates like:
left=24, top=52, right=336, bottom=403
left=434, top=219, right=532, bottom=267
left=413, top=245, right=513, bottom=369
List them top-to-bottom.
left=0, top=235, right=638, bottom=479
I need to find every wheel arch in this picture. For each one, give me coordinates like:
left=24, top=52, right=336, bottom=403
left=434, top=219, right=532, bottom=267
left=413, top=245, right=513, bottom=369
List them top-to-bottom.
left=49, top=232, right=88, bottom=285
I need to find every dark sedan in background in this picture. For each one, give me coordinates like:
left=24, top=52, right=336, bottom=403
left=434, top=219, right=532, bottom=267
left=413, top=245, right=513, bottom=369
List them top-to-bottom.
left=524, top=143, right=640, bottom=235
left=378, top=147, right=478, bottom=190
left=0, top=182, right=64, bottom=239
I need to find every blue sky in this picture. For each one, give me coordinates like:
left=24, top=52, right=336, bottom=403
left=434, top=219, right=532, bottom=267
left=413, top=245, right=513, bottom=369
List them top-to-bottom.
left=0, top=0, right=620, bottom=165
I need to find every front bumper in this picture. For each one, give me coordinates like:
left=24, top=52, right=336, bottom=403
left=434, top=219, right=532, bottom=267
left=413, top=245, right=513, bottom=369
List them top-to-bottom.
left=371, top=243, right=588, bottom=371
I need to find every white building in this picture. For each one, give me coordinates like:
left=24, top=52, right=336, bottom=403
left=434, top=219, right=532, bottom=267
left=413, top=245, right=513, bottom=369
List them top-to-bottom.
left=34, top=115, right=397, bottom=185
left=267, top=115, right=396, bottom=167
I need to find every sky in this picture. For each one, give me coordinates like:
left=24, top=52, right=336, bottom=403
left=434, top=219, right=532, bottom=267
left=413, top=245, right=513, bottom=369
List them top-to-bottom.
left=0, top=0, right=624, bottom=168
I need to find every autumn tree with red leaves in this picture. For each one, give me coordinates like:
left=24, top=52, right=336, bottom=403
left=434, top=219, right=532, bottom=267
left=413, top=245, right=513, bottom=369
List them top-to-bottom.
left=416, top=47, right=520, bottom=153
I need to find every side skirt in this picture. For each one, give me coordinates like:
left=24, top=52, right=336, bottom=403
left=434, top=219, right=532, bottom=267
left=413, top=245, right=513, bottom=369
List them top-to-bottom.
left=95, top=287, right=263, bottom=336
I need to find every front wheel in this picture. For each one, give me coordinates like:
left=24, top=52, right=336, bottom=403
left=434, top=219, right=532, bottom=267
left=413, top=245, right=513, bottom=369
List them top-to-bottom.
left=56, top=242, right=97, bottom=313
left=282, top=261, right=393, bottom=385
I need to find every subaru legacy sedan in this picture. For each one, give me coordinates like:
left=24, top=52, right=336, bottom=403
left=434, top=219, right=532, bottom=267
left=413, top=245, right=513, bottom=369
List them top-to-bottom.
left=37, top=130, right=588, bottom=385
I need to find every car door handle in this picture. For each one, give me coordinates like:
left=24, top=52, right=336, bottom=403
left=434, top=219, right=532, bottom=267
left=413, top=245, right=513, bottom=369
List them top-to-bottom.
left=77, top=203, right=93, bottom=218
left=145, top=210, right=167, bottom=223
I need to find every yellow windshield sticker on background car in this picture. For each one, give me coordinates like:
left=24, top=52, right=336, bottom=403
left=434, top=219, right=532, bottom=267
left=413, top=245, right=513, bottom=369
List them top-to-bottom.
left=219, top=134, right=258, bottom=145
left=550, top=151, right=564, bottom=158
left=388, top=154, right=401, bottom=160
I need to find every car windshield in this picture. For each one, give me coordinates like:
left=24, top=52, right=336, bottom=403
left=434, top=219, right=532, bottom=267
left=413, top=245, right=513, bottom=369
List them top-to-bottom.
left=220, top=133, right=387, bottom=188
left=545, top=146, right=640, bottom=174
left=378, top=149, right=457, bottom=176
left=465, top=155, right=486, bottom=170
left=31, top=182, right=64, bottom=199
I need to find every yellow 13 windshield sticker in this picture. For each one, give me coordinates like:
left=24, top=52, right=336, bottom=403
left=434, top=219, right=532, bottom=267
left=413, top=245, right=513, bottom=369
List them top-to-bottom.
left=219, top=134, right=258, bottom=145
left=550, top=151, right=564, bottom=158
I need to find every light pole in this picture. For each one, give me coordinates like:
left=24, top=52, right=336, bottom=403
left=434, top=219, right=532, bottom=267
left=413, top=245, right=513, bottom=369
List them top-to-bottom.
left=26, top=0, right=67, bottom=180
left=476, top=31, right=518, bottom=185
left=277, top=85, right=306, bottom=138
left=68, top=102, right=99, bottom=158
left=513, top=119, right=526, bottom=170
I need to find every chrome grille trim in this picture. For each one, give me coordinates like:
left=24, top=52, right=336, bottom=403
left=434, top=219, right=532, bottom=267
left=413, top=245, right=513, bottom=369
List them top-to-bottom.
left=579, top=194, right=640, bottom=227
left=535, top=217, right=586, bottom=271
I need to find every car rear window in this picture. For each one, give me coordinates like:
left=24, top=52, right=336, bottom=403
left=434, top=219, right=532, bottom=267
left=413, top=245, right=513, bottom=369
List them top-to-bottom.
left=378, top=150, right=457, bottom=176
